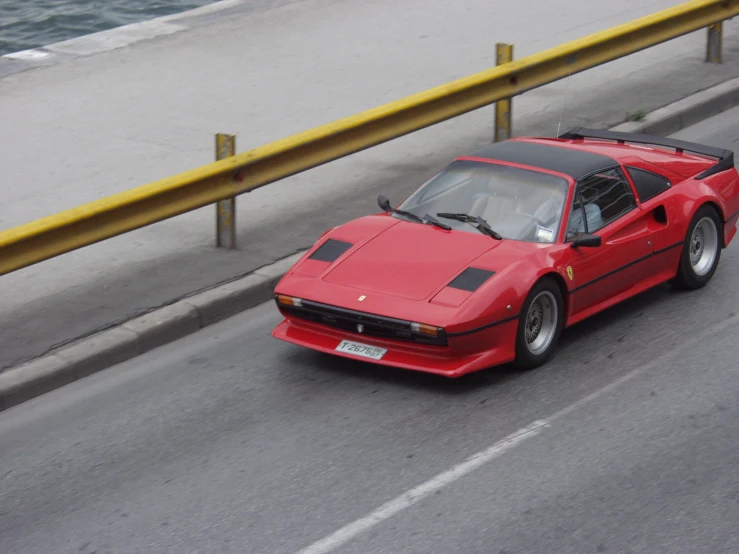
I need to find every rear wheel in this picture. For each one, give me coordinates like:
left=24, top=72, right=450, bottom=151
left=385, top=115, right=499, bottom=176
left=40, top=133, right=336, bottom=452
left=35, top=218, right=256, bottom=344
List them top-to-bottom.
left=672, top=205, right=722, bottom=290
left=514, top=277, right=564, bottom=369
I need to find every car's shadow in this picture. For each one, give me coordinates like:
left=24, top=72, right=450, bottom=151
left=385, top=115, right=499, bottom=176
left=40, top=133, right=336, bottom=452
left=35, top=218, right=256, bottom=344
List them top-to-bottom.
left=283, top=281, right=681, bottom=394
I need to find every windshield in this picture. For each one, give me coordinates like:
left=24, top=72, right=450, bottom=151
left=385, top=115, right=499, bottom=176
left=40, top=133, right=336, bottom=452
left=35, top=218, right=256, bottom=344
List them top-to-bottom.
left=397, top=160, right=570, bottom=243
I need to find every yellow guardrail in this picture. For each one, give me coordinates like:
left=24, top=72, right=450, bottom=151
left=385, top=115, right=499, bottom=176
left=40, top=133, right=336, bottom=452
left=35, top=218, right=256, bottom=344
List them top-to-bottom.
left=1, top=0, right=738, bottom=275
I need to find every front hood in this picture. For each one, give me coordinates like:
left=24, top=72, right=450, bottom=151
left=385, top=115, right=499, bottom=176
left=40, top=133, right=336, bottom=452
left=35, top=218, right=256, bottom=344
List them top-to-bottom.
left=322, top=221, right=498, bottom=300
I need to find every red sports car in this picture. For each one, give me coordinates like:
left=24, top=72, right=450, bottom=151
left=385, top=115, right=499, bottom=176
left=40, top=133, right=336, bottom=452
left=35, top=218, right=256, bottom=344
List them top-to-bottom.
left=271, top=128, right=739, bottom=377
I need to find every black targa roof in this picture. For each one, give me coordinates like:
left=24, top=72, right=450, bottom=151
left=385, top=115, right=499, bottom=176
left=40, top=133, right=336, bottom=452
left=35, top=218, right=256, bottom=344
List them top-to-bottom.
left=470, top=139, right=618, bottom=180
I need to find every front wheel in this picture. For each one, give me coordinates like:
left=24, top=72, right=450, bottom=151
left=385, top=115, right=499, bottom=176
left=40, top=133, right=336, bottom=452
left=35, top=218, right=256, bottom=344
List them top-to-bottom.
left=672, top=205, right=722, bottom=290
left=513, top=277, right=564, bottom=369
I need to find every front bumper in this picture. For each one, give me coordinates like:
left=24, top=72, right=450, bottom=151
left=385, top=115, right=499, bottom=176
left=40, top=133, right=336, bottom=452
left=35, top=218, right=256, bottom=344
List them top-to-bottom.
left=276, top=296, right=449, bottom=346
left=272, top=306, right=518, bottom=377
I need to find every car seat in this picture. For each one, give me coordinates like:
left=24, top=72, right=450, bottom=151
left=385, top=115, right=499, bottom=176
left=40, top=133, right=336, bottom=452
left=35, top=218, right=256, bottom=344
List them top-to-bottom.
left=469, top=193, right=519, bottom=222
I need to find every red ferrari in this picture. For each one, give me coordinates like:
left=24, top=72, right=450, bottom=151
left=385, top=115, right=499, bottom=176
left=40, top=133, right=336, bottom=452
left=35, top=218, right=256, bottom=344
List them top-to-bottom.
left=271, top=128, right=739, bottom=377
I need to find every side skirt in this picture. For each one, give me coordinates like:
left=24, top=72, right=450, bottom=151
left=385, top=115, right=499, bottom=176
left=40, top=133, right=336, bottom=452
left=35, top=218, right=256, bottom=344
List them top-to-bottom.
left=565, top=269, right=677, bottom=328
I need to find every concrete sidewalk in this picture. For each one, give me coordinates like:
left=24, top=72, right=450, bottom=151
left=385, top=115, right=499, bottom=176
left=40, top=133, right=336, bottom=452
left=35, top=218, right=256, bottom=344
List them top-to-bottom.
left=2, top=0, right=739, bottom=372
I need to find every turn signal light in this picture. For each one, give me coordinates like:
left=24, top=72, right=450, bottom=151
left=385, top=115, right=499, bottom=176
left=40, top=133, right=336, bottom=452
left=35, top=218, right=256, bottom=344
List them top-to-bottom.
left=277, top=295, right=303, bottom=307
left=410, top=322, right=440, bottom=337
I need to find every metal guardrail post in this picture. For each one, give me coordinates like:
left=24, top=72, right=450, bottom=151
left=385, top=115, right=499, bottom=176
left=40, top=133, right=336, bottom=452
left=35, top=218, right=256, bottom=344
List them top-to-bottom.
left=706, top=22, right=723, bottom=63
left=494, top=42, right=513, bottom=142
left=215, top=133, right=237, bottom=249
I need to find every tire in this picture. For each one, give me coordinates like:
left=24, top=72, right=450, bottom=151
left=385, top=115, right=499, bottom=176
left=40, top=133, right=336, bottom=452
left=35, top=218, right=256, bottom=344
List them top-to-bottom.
left=672, top=204, right=722, bottom=290
left=513, top=277, right=564, bottom=369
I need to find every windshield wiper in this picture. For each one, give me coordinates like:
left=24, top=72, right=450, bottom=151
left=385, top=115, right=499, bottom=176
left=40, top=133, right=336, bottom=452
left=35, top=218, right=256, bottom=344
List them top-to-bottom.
left=378, top=194, right=424, bottom=223
left=377, top=195, right=450, bottom=230
left=392, top=208, right=426, bottom=224
left=392, top=209, right=452, bottom=231
left=436, top=212, right=503, bottom=240
left=423, top=213, right=452, bottom=230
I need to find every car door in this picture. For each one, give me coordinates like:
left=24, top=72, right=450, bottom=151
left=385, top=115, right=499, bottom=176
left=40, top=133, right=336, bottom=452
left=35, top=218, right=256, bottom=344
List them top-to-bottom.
left=622, top=165, right=679, bottom=275
left=563, top=167, right=659, bottom=315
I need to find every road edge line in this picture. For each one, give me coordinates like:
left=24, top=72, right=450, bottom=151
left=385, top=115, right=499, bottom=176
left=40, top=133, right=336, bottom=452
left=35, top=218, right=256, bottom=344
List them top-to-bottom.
left=3, top=77, right=739, bottom=411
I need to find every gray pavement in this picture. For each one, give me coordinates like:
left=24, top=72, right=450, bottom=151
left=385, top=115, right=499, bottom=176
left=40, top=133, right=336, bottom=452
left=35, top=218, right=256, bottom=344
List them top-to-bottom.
left=3, top=0, right=739, bottom=370
left=1, top=111, right=738, bottom=553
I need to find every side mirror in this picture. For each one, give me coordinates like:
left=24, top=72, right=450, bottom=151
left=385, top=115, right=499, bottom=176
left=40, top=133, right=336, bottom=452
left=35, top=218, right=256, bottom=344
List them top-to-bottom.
left=377, top=195, right=393, bottom=212
left=570, top=233, right=601, bottom=248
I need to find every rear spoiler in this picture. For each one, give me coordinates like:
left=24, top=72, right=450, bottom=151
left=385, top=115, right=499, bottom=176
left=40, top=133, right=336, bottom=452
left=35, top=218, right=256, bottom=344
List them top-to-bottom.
left=559, top=127, right=734, bottom=179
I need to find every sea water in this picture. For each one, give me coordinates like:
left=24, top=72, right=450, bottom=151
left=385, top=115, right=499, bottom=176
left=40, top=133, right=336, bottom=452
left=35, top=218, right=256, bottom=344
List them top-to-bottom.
left=0, top=0, right=217, bottom=56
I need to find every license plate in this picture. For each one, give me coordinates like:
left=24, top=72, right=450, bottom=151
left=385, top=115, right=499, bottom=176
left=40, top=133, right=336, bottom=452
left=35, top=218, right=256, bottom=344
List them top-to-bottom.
left=335, top=340, right=387, bottom=360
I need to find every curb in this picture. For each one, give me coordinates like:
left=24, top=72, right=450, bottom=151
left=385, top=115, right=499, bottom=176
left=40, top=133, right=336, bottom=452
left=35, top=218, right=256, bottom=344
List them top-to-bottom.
left=609, top=75, right=739, bottom=135
left=2, top=77, right=739, bottom=411
left=0, top=251, right=306, bottom=411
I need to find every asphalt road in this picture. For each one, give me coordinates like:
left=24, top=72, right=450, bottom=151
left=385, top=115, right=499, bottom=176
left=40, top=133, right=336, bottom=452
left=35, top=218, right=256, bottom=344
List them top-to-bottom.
left=4, top=0, right=739, bottom=370
left=2, top=113, right=739, bottom=553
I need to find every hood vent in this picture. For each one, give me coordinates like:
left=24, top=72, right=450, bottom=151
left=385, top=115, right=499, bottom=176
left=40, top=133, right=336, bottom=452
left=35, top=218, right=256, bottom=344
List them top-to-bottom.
left=309, top=239, right=353, bottom=262
left=447, top=267, right=495, bottom=292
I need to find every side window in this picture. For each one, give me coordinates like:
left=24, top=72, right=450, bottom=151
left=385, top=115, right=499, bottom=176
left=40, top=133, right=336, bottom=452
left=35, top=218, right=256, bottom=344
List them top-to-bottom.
left=626, top=166, right=671, bottom=202
left=567, top=167, right=637, bottom=237
left=566, top=190, right=586, bottom=241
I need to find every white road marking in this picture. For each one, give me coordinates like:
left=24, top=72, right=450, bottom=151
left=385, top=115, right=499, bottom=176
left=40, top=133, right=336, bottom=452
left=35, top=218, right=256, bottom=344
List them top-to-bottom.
left=296, top=310, right=739, bottom=554
left=295, top=420, right=549, bottom=554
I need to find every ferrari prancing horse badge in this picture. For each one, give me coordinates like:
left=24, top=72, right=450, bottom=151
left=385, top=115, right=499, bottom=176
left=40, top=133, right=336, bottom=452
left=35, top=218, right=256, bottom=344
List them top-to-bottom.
left=566, top=266, right=574, bottom=281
